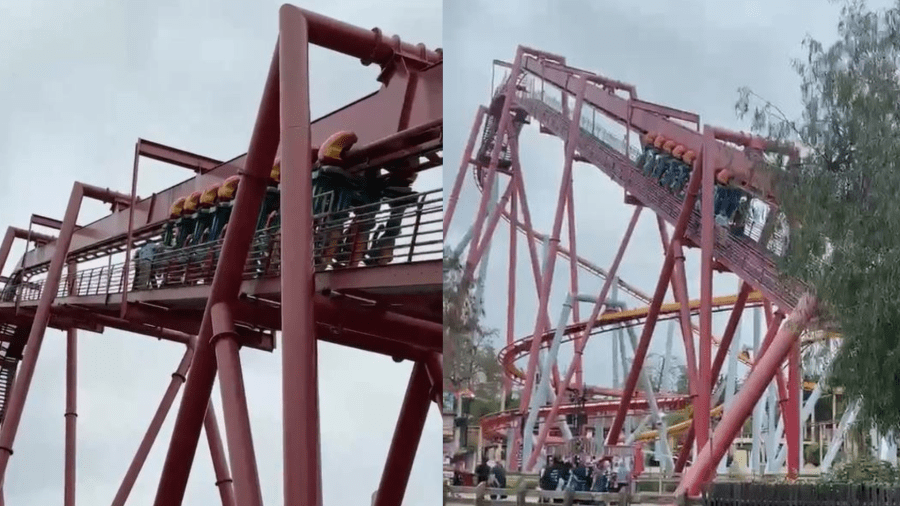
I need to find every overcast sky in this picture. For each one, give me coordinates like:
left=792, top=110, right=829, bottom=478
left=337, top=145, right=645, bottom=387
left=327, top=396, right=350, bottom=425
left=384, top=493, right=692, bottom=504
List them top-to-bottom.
left=0, top=0, right=440, bottom=504
left=444, top=0, right=893, bottom=394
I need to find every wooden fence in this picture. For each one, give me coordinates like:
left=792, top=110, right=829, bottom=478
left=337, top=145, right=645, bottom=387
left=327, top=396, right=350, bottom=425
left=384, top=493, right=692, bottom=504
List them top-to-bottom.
left=444, top=481, right=708, bottom=505
left=705, top=482, right=900, bottom=506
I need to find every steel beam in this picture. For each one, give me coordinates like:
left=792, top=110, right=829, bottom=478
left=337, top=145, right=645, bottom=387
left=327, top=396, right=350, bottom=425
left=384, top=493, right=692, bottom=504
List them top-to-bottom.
left=152, top=41, right=280, bottom=506
left=445, top=107, right=486, bottom=231
left=137, top=138, right=225, bottom=174
left=607, top=140, right=704, bottom=445
left=0, top=182, right=129, bottom=488
left=677, top=293, right=817, bottom=497
left=210, top=302, right=263, bottom=506
left=111, top=346, right=193, bottom=506
left=372, top=361, right=432, bottom=506
left=204, top=403, right=236, bottom=506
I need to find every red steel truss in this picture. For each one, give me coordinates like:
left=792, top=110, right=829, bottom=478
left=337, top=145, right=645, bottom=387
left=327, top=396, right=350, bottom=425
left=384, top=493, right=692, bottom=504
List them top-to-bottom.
left=0, top=7, right=442, bottom=506
left=446, top=45, right=817, bottom=498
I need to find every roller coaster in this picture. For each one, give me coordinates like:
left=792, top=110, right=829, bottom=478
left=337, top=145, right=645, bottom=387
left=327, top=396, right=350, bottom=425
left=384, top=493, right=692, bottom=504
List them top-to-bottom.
left=0, top=7, right=441, bottom=506
left=446, top=46, right=829, bottom=499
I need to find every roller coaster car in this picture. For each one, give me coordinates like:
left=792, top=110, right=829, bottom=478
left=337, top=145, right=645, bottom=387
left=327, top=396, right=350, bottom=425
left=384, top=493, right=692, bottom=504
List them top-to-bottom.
left=636, top=133, right=758, bottom=229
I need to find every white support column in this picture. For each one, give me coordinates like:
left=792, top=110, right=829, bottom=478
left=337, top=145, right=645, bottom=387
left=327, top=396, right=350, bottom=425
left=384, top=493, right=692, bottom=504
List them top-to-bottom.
left=523, top=295, right=574, bottom=463
left=718, top=297, right=741, bottom=474
left=750, top=307, right=763, bottom=475
left=662, top=321, right=674, bottom=392
left=623, top=324, right=673, bottom=473
left=612, top=330, right=620, bottom=390
left=774, top=383, right=823, bottom=469
left=765, top=385, right=779, bottom=473
left=821, top=400, right=861, bottom=472
left=625, top=415, right=652, bottom=445
left=595, top=418, right=606, bottom=457
left=870, top=426, right=880, bottom=459
left=879, top=433, right=897, bottom=465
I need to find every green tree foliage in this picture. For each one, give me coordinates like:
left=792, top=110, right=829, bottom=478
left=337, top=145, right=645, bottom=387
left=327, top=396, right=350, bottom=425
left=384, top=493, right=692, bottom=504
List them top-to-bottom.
left=735, top=0, right=900, bottom=432
left=443, top=246, right=499, bottom=394
left=825, top=455, right=900, bottom=484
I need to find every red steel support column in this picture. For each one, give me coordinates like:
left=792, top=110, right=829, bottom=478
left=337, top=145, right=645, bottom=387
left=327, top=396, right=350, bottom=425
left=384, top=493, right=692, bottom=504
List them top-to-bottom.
left=279, top=7, right=320, bottom=505
left=153, top=43, right=280, bottom=506
left=462, top=49, right=524, bottom=284
left=517, top=74, right=587, bottom=420
left=445, top=106, right=487, bottom=231
left=696, top=127, right=716, bottom=453
left=120, top=140, right=141, bottom=318
left=506, top=145, right=554, bottom=380
left=607, top=149, right=704, bottom=445
left=467, top=171, right=517, bottom=264
left=0, top=183, right=86, bottom=487
left=566, top=186, right=583, bottom=392
left=503, top=189, right=517, bottom=401
left=526, top=205, right=642, bottom=469
left=656, top=217, right=699, bottom=397
left=0, top=229, right=15, bottom=277
left=671, top=240, right=699, bottom=394
left=64, top=264, right=77, bottom=506
left=673, top=282, right=752, bottom=472
left=711, top=282, right=752, bottom=379
left=677, top=294, right=817, bottom=497
left=763, top=299, right=774, bottom=325
left=210, top=302, right=263, bottom=506
left=754, top=312, right=789, bottom=408
left=786, top=338, right=801, bottom=478
left=112, top=346, right=193, bottom=506
left=424, top=352, right=444, bottom=409
left=372, top=361, right=432, bottom=506
left=204, top=403, right=236, bottom=506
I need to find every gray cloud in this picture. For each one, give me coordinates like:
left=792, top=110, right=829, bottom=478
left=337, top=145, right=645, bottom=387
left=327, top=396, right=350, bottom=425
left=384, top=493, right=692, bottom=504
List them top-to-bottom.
left=0, top=0, right=441, bottom=504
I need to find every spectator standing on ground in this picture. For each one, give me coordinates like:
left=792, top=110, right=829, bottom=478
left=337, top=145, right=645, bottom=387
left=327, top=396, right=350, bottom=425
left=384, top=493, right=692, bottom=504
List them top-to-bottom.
left=475, top=457, right=491, bottom=486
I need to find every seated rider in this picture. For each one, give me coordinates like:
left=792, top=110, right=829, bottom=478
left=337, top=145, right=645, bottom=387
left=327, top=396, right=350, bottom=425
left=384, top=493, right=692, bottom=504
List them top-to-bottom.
left=312, top=130, right=358, bottom=267
left=368, top=171, right=418, bottom=266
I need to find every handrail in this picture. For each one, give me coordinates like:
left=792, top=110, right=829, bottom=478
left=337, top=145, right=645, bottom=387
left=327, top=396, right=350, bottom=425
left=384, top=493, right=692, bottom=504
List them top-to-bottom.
left=506, top=70, right=792, bottom=258
left=1, top=188, right=442, bottom=304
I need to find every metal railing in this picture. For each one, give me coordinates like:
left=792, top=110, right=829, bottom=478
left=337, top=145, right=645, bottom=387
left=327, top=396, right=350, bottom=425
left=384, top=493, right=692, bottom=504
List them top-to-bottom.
left=509, top=70, right=792, bottom=258
left=497, top=72, right=802, bottom=306
left=3, top=188, right=442, bottom=303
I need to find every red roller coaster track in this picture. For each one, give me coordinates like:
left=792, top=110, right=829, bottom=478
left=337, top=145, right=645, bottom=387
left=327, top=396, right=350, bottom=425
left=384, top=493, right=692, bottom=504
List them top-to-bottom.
left=0, top=7, right=441, bottom=506
left=446, top=46, right=818, bottom=498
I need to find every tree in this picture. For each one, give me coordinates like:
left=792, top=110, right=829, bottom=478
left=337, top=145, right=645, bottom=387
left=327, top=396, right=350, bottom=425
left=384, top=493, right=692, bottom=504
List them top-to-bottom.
left=735, top=0, right=900, bottom=432
left=443, top=246, right=499, bottom=394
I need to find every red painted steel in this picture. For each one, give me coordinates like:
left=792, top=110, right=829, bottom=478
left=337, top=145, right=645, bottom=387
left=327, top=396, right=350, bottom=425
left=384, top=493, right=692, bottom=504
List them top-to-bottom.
left=0, top=7, right=441, bottom=506
left=279, top=9, right=320, bottom=503
left=152, top=46, right=281, bottom=505
left=451, top=46, right=816, bottom=496
left=445, top=106, right=486, bottom=231
left=697, top=127, right=716, bottom=452
left=524, top=205, right=642, bottom=469
left=677, top=294, right=817, bottom=496
left=211, top=302, right=263, bottom=506
left=786, top=339, right=801, bottom=477
left=111, top=346, right=193, bottom=506
left=373, top=361, right=433, bottom=506
left=204, top=403, right=237, bottom=506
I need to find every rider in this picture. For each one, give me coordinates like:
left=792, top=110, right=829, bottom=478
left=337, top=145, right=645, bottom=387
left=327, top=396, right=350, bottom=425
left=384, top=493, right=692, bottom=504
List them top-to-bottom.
left=312, top=131, right=358, bottom=267
left=368, top=170, right=418, bottom=266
